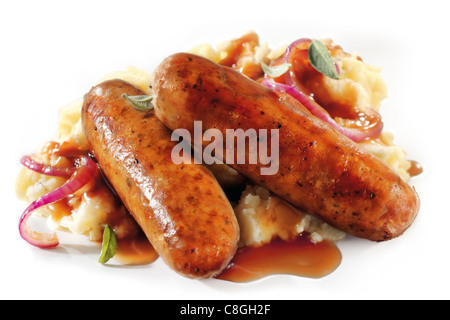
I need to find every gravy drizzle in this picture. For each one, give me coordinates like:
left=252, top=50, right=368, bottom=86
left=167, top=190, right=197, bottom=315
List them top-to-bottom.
left=408, top=160, right=423, bottom=177
left=113, top=233, right=159, bottom=265
left=216, top=234, right=342, bottom=282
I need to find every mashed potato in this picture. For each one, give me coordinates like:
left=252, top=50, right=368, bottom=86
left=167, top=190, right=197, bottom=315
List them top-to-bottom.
left=16, top=32, right=414, bottom=250
left=332, top=53, right=387, bottom=113
left=359, top=131, right=411, bottom=181
left=234, top=185, right=345, bottom=246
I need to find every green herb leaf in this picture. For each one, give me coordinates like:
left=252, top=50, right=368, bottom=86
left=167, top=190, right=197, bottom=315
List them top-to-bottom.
left=308, top=39, right=339, bottom=80
left=261, top=61, right=292, bottom=78
left=122, top=94, right=154, bottom=111
left=98, top=225, right=117, bottom=264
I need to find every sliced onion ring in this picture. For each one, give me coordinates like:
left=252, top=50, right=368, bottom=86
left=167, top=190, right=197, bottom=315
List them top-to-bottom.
left=283, top=38, right=310, bottom=87
left=284, top=38, right=311, bottom=64
left=261, top=78, right=383, bottom=142
left=19, top=155, right=97, bottom=248
left=20, top=155, right=76, bottom=178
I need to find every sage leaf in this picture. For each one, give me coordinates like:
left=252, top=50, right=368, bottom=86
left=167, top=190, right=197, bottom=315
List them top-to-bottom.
left=308, top=39, right=339, bottom=80
left=261, top=61, right=291, bottom=78
left=122, top=94, right=154, bottom=111
left=98, top=225, right=117, bottom=264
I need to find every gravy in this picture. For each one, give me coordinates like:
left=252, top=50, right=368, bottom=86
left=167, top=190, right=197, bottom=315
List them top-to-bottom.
left=216, top=234, right=342, bottom=282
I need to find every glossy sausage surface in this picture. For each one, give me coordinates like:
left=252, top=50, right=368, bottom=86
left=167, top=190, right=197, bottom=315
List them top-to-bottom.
left=152, top=53, right=420, bottom=241
left=82, top=79, right=239, bottom=278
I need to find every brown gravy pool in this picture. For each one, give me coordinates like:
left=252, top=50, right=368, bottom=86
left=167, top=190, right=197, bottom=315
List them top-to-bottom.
left=408, top=160, right=423, bottom=177
left=113, top=233, right=159, bottom=266
left=216, top=234, right=342, bottom=282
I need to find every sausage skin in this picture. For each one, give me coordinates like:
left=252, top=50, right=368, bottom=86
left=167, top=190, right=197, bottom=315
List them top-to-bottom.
left=152, top=53, right=420, bottom=242
left=82, top=79, right=239, bottom=278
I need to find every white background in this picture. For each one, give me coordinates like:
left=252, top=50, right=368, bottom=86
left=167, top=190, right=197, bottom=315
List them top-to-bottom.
left=1, top=0, right=449, bottom=300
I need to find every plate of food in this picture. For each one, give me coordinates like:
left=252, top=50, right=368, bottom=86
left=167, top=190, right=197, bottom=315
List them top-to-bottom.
left=2, top=0, right=448, bottom=301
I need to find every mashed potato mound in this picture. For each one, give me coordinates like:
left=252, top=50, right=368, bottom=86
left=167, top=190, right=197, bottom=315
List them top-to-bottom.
left=98, top=65, right=153, bottom=95
left=57, top=98, right=89, bottom=150
left=359, top=131, right=411, bottom=181
left=234, top=185, right=346, bottom=247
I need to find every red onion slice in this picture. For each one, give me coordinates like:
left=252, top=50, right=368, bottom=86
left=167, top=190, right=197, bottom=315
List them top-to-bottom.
left=283, top=38, right=310, bottom=86
left=284, top=38, right=311, bottom=62
left=261, top=79, right=383, bottom=142
left=20, top=155, right=76, bottom=178
left=19, top=156, right=97, bottom=248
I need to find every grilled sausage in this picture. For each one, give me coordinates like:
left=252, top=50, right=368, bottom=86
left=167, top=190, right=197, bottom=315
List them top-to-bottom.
left=152, top=53, right=420, bottom=241
left=81, top=79, right=239, bottom=278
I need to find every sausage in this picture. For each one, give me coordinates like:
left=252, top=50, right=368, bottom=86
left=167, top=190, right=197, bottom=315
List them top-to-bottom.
left=152, top=53, right=420, bottom=242
left=81, top=79, right=239, bottom=278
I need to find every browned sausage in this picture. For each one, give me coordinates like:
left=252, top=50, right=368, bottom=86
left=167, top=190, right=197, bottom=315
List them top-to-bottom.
left=152, top=53, right=420, bottom=242
left=81, top=79, right=239, bottom=278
